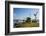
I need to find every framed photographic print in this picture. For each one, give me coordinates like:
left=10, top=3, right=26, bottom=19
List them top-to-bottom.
left=5, top=1, right=45, bottom=35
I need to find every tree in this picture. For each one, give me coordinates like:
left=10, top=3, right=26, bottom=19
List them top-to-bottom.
left=34, top=12, right=38, bottom=21
left=26, top=17, right=31, bottom=22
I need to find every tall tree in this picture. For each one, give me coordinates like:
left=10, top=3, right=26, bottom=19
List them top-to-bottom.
left=34, top=12, right=38, bottom=21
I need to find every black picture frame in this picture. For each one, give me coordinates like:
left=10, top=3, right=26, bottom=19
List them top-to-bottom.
left=5, top=1, right=45, bottom=35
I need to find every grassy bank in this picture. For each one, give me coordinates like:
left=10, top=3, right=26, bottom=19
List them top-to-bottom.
left=14, top=22, right=39, bottom=28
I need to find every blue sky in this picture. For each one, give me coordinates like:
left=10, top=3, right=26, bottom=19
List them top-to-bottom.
left=13, top=8, right=39, bottom=20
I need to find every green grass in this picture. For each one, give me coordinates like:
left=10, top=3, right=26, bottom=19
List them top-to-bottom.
left=15, top=22, right=39, bottom=28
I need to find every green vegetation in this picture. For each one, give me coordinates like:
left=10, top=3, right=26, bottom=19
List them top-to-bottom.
left=14, top=17, right=39, bottom=28
left=26, top=17, right=31, bottom=22
left=14, top=22, right=39, bottom=28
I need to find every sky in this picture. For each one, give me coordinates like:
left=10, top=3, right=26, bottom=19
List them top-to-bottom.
left=13, top=8, right=39, bottom=20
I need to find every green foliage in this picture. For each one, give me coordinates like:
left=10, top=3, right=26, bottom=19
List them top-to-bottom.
left=26, top=17, right=31, bottom=22
left=32, top=20, right=37, bottom=23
